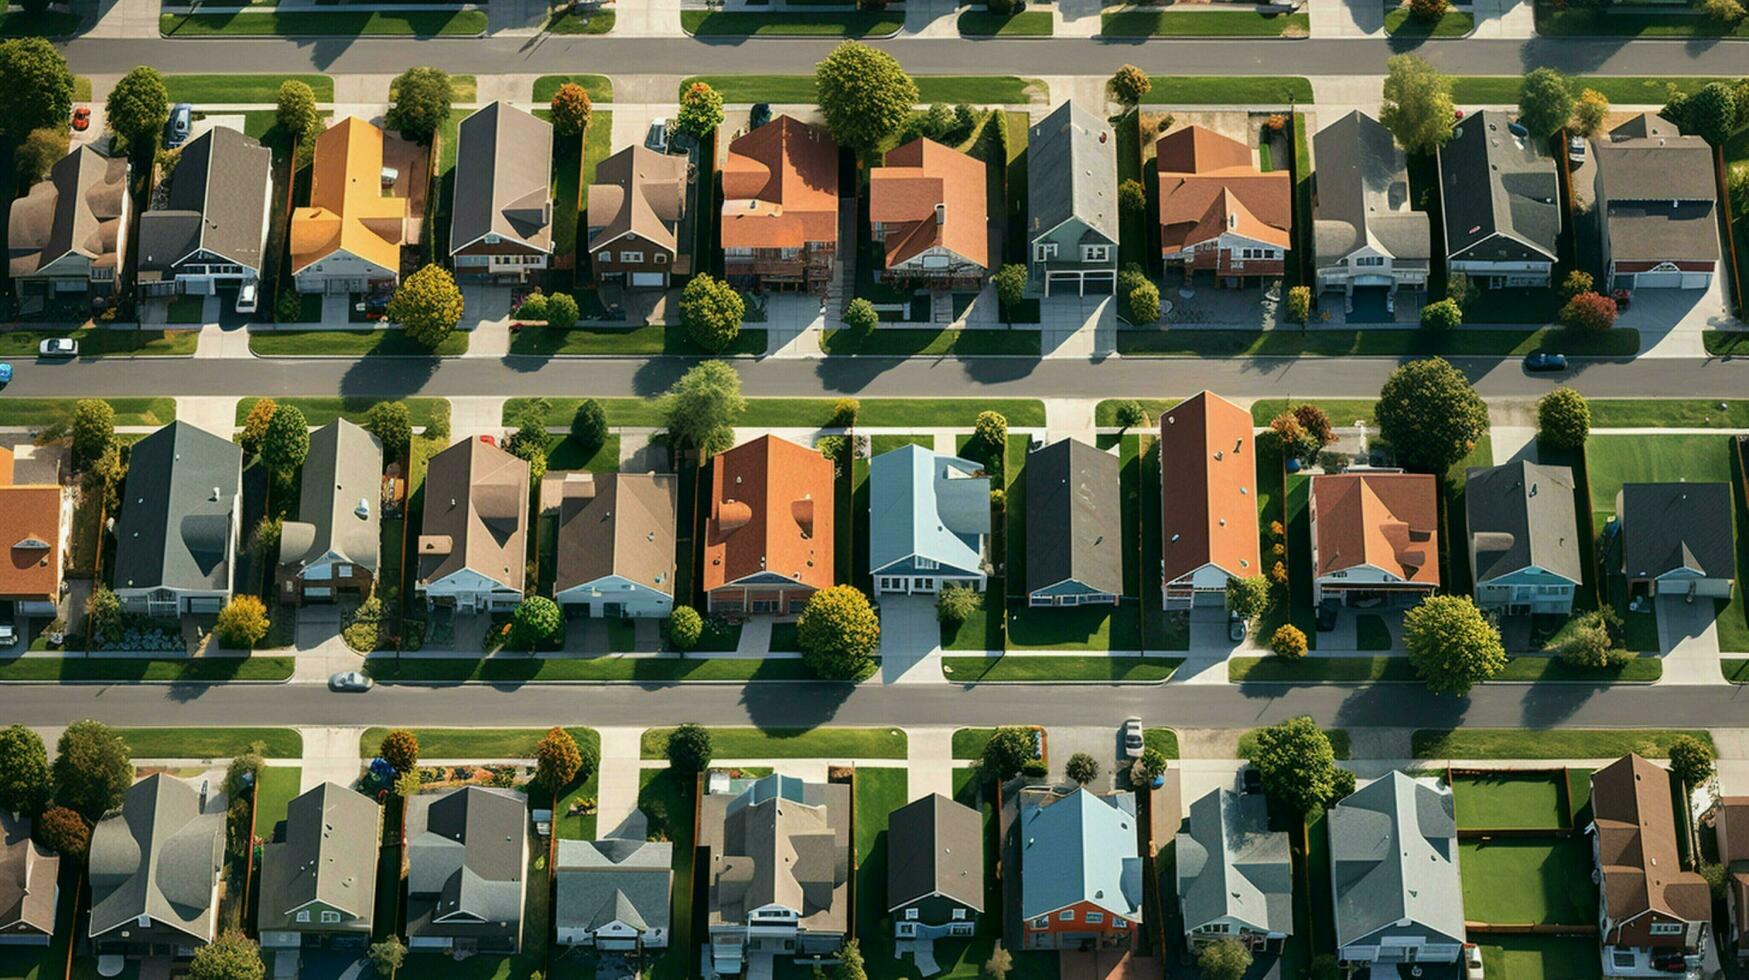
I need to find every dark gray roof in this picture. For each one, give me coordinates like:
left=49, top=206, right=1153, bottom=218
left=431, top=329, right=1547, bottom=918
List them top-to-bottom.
left=449, top=102, right=554, bottom=255
left=1027, top=102, right=1119, bottom=248
left=1438, top=110, right=1560, bottom=263
left=1312, top=111, right=1431, bottom=266
left=1596, top=114, right=1719, bottom=265
left=138, top=127, right=273, bottom=275
left=280, top=419, right=383, bottom=575
left=113, top=421, right=242, bottom=594
left=1025, top=438, right=1122, bottom=597
left=1464, top=461, right=1582, bottom=586
left=554, top=472, right=678, bottom=598
left=1619, top=482, right=1735, bottom=581
left=1328, top=772, right=1463, bottom=949
left=88, top=774, right=224, bottom=944
left=703, top=774, right=849, bottom=934
left=258, top=782, right=380, bottom=933
left=406, top=786, right=527, bottom=944
left=1176, top=789, right=1292, bottom=937
left=886, top=793, right=984, bottom=913
left=0, top=810, right=58, bottom=937
left=553, top=838, right=673, bottom=934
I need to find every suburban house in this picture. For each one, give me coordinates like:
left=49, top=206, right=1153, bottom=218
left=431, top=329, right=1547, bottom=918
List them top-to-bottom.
left=449, top=101, right=553, bottom=282
left=1026, top=101, right=1118, bottom=297
left=1437, top=109, right=1560, bottom=288
left=1311, top=110, right=1431, bottom=307
left=1595, top=113, right=1719, bottom=291
left=721, top=115, right=839, bottom=292
left=290, top=117, right=407, bottom=295
left=136, top=126, right=273, bottom=299
left=1155, top=126, right=1290, bottom=287
left=869, top=137, right=988, bottom=288
left=7, top=144, right=129, bottom=298
left=587, top=145, right=690, bottom=289
left=1159, top=392, right=1261, bottom=609
left=278, top=419, right=383, bottom=605
left=112, top=421, right=243, bottom=617
left=703, top=435, right=835, bottom=616
left=415, top=437, right=530, bottom=613
left=1025, top=438, right=1121, bottom=607
left=869, top=443, right=991, bottom=596
left=0, top=454, right=69, bottom=618
left=1465, top=460, right=1582, bottom=616
left=1308, top=471, right=1440, bottom=607
left=553, top=472, right=678, bottom=618
left=1615, top=482, right=1735, bottom=601
left=1589, top=755, right=1710, bottom=977
left=1328, top=771, right=1465, bottom=966
left=700, top=773, right=850, bottom=974
left=88, top=774, right=224, bottom=958
left=257, top=782, right=380, bottom=950
left=405, top=786, right=528, bottom=955
left=1018, top=787, right=1144, bottom=951
left=1176, top=788, right=1291, bottom=951
left=887, top=793, right=983, bottom=940
left=1710, top=796, right=1749, bottom=960
left=0, top=811, right=58, bottom=946
left=554, top=838, right=674, bottom=951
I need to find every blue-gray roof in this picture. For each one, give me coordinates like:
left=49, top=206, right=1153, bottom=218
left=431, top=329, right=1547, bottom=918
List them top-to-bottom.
left=1027, top=102, right=1119, bottom=248
left=868, top=444, right=991, bottom=576
left=1328, top=772, right=1464, bottom=949
left=1019, top=789, right=1143, bottom=922
left=1176, top=789, right=1292, bottom=936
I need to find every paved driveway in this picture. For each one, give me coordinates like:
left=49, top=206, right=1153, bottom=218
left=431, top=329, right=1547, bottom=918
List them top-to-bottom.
left=1656, top=593, right=1725, bottom=685
left=878, top=595, right=943, bottom=684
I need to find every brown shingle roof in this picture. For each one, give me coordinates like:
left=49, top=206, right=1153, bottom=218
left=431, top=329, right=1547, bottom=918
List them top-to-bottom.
left=721, top=116, right=839, bottom=251
left=1155, top=126, right=1291, bottom=253
left=870, top=138, right=987, bottom=270
left=8, top=145, right=129, bottom=278
left=587, top=145, right=687, bottom=255
left=1158, top=392, right=1260, bottom=584
left=703, top=436, right=835, bottom=594
left=417, top=438, right=529, bottom=593
left=554, top=472, right=678, bottom=597
left=1311, top=472, right=1439, bottom=585
left=1591, top=755, right=1711, bottom=928
left=1717, top=797, right=1749, bottom=942
left=0, top=810, right=58, bottom=938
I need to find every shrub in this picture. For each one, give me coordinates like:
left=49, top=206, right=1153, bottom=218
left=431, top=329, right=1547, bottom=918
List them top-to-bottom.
left=1408, top=0, right=1448, bottom=18
left=1701, top=0, right=1745, bottom=21
left=1108, top=65, right=1151, bottom=106
left=549, top=82, right=593, bottom=137
left=1572, top=88, right=1609, bottom=136
left=1118, top=178, right=1146, bottom=215
left=1562, top=269, right=1595, bottom=299
left=1124, top=279, right=1161, bottom=325
left=1283, top=286, right=1311, bottom=326
left=515, top=290, right=549, bottom=321
left=1559, top=291, right=1617, bottom=331
left=545, top=292, right=580, bottom=330
left=842, top=297, right=878, bottom=332
left=1420, top=297, right=1462, bottom=330
left=1536, top=386, right=1590, bottom=450
left=569, top=398, right=609, bottom=454
left=830, top=398, right=860, bottom=428
left=363, top=402, right=413, bottom=459
left=975, top=410, right=1008, bottom=453
left=936, top=584, right=982, bottom=626
left=796, top=586, right=880, bottom=680
left=214, top=596, right=271, bottom=649
left=509, top=596, right=564, bottom=650
left=341, top=597, right=385, bottom=654
left=668, top=605, right=703, bottom=651
left=1271, top=624, right=1308, bottom=658
left=666, top=723, right=713, bottom=773
left=535, top=727, right=584, bottom=790
left=981, top=727, right=1036, bottom=781
left=379, top=730, right=419, bottom=773
left=1669, top=735, right=1716, bottom=787
left=1065, top=753, right=1099, bottom=786
left=35, top=806, right=89, bottom=858
left=188, top=931, right=262, bottom=980
left=368, top=938, right=407, bottom=978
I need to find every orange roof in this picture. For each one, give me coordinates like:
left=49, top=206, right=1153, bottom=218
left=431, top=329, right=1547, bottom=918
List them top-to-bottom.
left=721, top=116, right=839, bottom=251
left=290, top=117, right=406, bottom=275
left=1155, top=126, right=1291, bottom=253
left=869, top=138, right=987, bottom=270
left=1158, top=392, right=1261, bottom=583
left=703, top=435, right=835, bottom=594
left=0, top=446, right=12, bottom=485
left=1311, top=472, right=1439, bottom=586
left=0, top=478, right=62, bottom=602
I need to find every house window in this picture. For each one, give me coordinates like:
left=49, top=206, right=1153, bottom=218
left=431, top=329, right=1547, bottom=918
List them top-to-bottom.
left=1035, top=242, right=1058, bottom=261
left=1081, top=245, right=1109, bottom=263
left=725, top=247, right=753, bottom=258
left=621, top=251, right=645, bottom=263
left=655, top=253, right=669, bottom=264
left=1353, top=256, right=1384, bottom=267
left=915, top=558, right=938, bottom=571
left=905, top=909, right=918, bottom=920
left=951, top=909, right=967, bottom=921
left=1058, top=910, right=1075, bottom=922
left=296, top=911, right=311, bottom=923
left=320, top=911, right=342, bottom=924
left=1085, top=912, right=1104, bottom=924
left=1031, top=917, right=1048, bottom=930
left=1650, top=923, right=1684, bottom=936
left=1613, top=952, right=1637, bottom=969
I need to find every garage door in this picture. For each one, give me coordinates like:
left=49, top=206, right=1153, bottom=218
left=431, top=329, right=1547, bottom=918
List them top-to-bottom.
left=1634, top=270, right=1682, bottom=289
left=631, top=272, right=666, bottom=288
left=1084, top=272, right=1115, bottom=295
left=1682, top=272, right=1712, bottom=289
left=187, top=597, right=222, bottom=613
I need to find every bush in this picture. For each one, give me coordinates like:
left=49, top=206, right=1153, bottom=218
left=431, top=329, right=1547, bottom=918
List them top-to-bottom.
left=1408, top=0, right=1448, bottom=18
left=1701, top=0, right=1746, bottom=21
left=1108, top=65, right=1151, bottom=106
left=549, top=83, right=592, bottom=138
left=1118, top=178, right=1147, bottom=215
left=1561, top=269, right=1594, bottom=299
left=679, top=273, right=745, bottom=352
left=1124, top=279, right=1161, bottom=326
left=1283, top=286, right=1311, bottom=326
left=515, top=290, right=549, bottom=321
left=1559, top=290, right=1617, bottom=331
left=545, top=292, right=580, bottom=330
left=842, top=297, right=878, bottom=332
left=1420, top=297, right=1462, bottom=330
left=1536, top=386, right=1590, bottom=450
left=570, top=398, right=609, bottom=454
left=830, top=398, right=860, bottom=428
left=1113, top=400, right=1147, bottom=430
left=363, top=402, right=413, bottom=459
left=974, top=411, right=1007, bottom=454
left=936, top=584, right=982, bottom=626
left=796, top=586, right=880, bottom=680
left=85, top=588, right=124, bottom=648
left=214, top=596, right=271, bottom=649
left=509, top=596, right=564, bottom=650
left=341, top=597, right=385, bottom=654
left=668, top=606, right=703, bottom=651
left=1547, top=606, right=1630, bottom=668
left=1271, top=624, right=1308, bottom=658
left=666, top=723, right=713, bottom=773
left=536, top=727, right=584, bottom=790
left=981, top=727, right=1036, bottom=781
left=379, top=729, right=419, bottom=773
left=1669, top=735, right=1716, bottom=787
left=1065, top=752, right=1100, bottom=786
left=1020, top=759, right=1048, bottom=778
left=35, top=806, right=89, bottom=858
left=188, top=931, right=262, bottom=980
left=368, top=938, right=407, bottom=978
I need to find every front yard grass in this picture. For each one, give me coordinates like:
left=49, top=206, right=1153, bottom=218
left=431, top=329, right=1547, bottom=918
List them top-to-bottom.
left=1533, top=1, right=1749, bottom=37
left=1384, top=4, right=1473, bottom=34
left=545, top=6, right=613, bottom=32
left=0, top=7, right=82, bottom=35
left=1103, top=7, right=1309, bottom=35
left=160, top=8, right=486, bottom=33
left=958, top=8, right=1053, bottom=33
left=680, top=10, right=901, bottom=34
left=165, top=73, right=334, bottom=103
left=532, top=74, right=614, bottom=104
left=677, top=75, right=1043, bottom=105
left=1450, top=75, right=1734, bottom=104
left=1141, top=76, right=1312, bottom=104
left=509, top=324, right=767, bottom=356
left=1116, top=325, right=1638, bottom=357
left=820, top=326, right=1040, bottom=356
left=0, top=327, right=197, bottom=357
left=248, top=329, right=469, bottom=357
left=233, top=396, right=448, bottom=428
left=502, top=396, right=1046, bottom=428
left=0, top=397, right=175, bottom=428
left=1589, top=398, right=1749, bottom=428
left=1005, top=603, right=1143, bottom=651
left=1227, top=654, right=1659, bottom=683
left=364, top=656, right=823, bottom=683
left=941, top=656, right=1182, bottom=683
left=0, top=657, right=293, bottom=682
left=637, top=726, right=907, bottom=760
left=117, top=727, right=301, bottom=758
left=358, top=727, right=599, bottom=760
left=1237, top=727, right=1348, bottom=760
left=1411, top=728, right=1712, bottom=759
left=251, top=765, right=303, bottom=840
left=1451, top=771, right=1568, bottom=830
left=1459, top=837, right=1597, bottom=925
left=1478, top=936, right=1603, bottom=980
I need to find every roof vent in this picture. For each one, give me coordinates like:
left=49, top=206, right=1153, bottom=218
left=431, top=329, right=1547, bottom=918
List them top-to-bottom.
left=211, top=486, right=222, bottom=501
left=355, top=497, right=371, bottom=519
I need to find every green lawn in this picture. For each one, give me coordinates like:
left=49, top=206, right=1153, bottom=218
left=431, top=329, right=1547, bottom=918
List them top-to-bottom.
left=1533, top=1, right=1749, bottom=36
left=1384, top=5, right=1473, bottom=34
left=545, top=6, right=613, bottom=32
left=0, top=7, right=82, bottom=35
left=1103, top=7, right=1309, bottom=34
left=161, top=8, right=485, bottom=33
left=958, top=8, right=1053, bottom=33
left=681, top=10, right=901, bottom=34
left=165, top=73, right=334, bottom=103
left=532, top=74, right=614, bottom=104
left=678, top=75, right=1043, bottom=105
left=1450, top=75, right=1735, bottom=104
left=1141, top=76, right=1312, bottom=104
left=165, top=294, right=207, bottom=324
left=509, top=324, right=768, bottom=356
left=1117, top=326, right=1639, bottom=357
left=0, top=327, right=197, bottom=357
left=820, top=327, right=1040, bottom=356
left=248, top=329, right=470, bottom=357
left=1706, top=330, right=1749, bottom=356
left=233, top=396, right=448, bottom=427
left=0, top=397, right=175, bottom=428
left=503, top=397, right=1046, bottom=428
left=1247, top=398, right=1380, bottom=427
left=1590, top=398, right=1749, bottom=429
left=1585, top=433, right=1733, bottom=513
left=1005, top=603, right=1143, bottom=652
left=1228, top=655, right=1660, bottom=683
left=364, top=656, right=824, bottom=683
left=941, top=656, right=1181, bottom=682
left=0, top=657, right=293, bottom=682
left=1725, top=659, right=1749, bottom=683
left=638, top=726, right=907, bottom=760
left=951, top=726, right=1044, bottom=761
left=117, top=727, right=301, bottom=758
left=358, top=727, right=599, bottom=760
left=1144, top=727, right=1179, bottom=760
left=1237, top=727, right=1348, bottom=761
left=1412, top=728, right=1712, bottom=759
left=251, top=765, right=303, bottom=840
left=1451, top=771, right=1568, bottom=830
left=1459, top=837, right=1597, bottom=925
left=1478, top=935, right=1602, bottom=980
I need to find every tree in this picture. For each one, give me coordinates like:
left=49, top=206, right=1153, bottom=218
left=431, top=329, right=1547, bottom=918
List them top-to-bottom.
left=1408, top=0, right=1448, bottom=18
left=1701, top=0, right=1746, bottom=21
left=0, top=39, right=74, bottom=139
left=814, top=41, right=917, bottom=150
left=1380, top=54, right=1455, bottom=155
left=1108, top=65, right=1151, bottom=107
left=106, top=66, right=170, bottom=150
left=386, top=66, right=452, bottom=144
left=1517, top=67, right=1574, bottom=138
left=276, top=79, right=321, bottom=146
left=677, top=81, right=725, bottom=139
left=1669, top=81, right=1739, bottom=146
left=549, top=83, right=592, bottom=139
left=1572, top=88, right=1610, bottom=137
left=14, top=126, right=68, bottom=183
left=1118, top=178, right=1147, bottom=216
left=388, top=264, right=465, bottom=348
left=991, top=264, right=1027, bottom=323
left=1561, top=269, right=1595, bottom=299
left=1445, top=270, right=1476, bottom=309
left=679, top=273, right=745, bottom=353
left=1124, top=278, right=1160, bottom=325
left=1283, top=285, right=1312, bottom=326
left=515, top=291, right=548, bottom=321
left=1560, top=291, right=1618, bottom=331
left=545, top=292, right=579, bottom=331
left=842, top=297, right=879, bottom=333
left=1420, top=297, right=1462, bottom=330
left=1375, top=357, right=1489, bottom=474
left=664, top=360, right=746, bottom=458
left=1537, top=386, right=1590, bottom=450
left=68, top=398, right=116, bottom=470
left=240, top=398, right=277, bottom=458
left=570, top=398, right=609, bottom=454
left=831, top=398, right=860, bottom=428
left=1113, top=400, right=1147, bottom=432
left=363, top=401, right=413, bottom=459
left=261, top=403, right=309, bottom=476
left=1293, top=404, right=1335, bottom=449
left=974, top=411, right=1007, bottom=453
left=1225, top=575, right=1271, bottom=622
left=936, top=584, right=982, bottom=626
left=797, top=586, right=880, bottom=680
left=85, top=588, right=123, bottom=648
left=1403, top=594, right=1506, bottom=696
left=214, top=596, right=271, bottom=649
left=510, top=596, right=563, bottom=650
left=668, top=605, right=703, bottom=651
left=1547, top=606, right=1630, bottom=668
left=1271, top=624, right=1309, bottom=658
left=1247, top=716, right=1339, bottom=815
left=53, top=721, right=132, bottom=819
left=666, top=723, right=713, bottom=774
left=0, top=725, right=51, bottom=816
left=536, top=727, right=584, bottom=790
left=981, top=727, right=1036, bottom=781
left=378, top=729, right=420, bottom=773
left=1669, top=735, right=1716, bottom=788
left=224, top=742, right=265, bottom=801
left=1134, top=746, right=1168, bottom=783
left=1065, top=752, right=1100, bottom=786
left=393, top=769, right=422, bottom=800
left=35, top=806, right=89, bottom=859
left=188, top=931, right=263, bottom=980
left=367, top=938, right=407, bottom=978
left=834, top=939, right=867, bottom=980
left=1197, top=939, right=1253, bottom=980
left=983, top=944, right=1014, bottom=980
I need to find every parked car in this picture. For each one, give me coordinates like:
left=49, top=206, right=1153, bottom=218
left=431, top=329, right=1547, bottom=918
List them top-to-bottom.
left=749, top=102, right=772, bottom=130
left=165, top=103, right=193, bottom=148
left=70, top=107, right=90, bottom=132
left=646, top=117, right=670, bottom=153
left=1568, top=135, right=1586, bottom=165
left=235, top=282, right=257, bottom=315
left=38, top=337, right=76, bottom=358
left=1524, top=352, right=1568, bottom=373
left=0, top=363, right=13, bottom=386
left=1315, top=597, right=1340, bottom=632
left=1228, top=615, right=1247, bottom=642
left=328, top=670, right=373, bottom=692
left=1122, top=717, right=1143, bottom=758
left=1241, top=767, right=1263, bottom=795
left=1464, top=944, right=1485, bottom=980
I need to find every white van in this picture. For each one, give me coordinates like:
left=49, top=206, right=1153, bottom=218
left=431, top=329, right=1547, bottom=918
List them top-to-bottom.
left=235, top=282, right=258, bottom=314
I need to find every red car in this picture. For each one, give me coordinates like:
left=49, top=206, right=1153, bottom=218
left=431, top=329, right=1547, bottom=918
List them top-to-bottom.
left=70, top=107, right=90, bottom=132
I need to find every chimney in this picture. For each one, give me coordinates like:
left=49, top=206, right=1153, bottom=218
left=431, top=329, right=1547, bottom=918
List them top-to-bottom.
left=935, top=203, right=946, bottom=225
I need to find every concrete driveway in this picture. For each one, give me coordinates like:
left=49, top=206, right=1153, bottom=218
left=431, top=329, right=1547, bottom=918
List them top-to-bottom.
left=1655, top=593, right=1725, bottom=685
left=877, top=594, right=942, bottom=684
left=1045, top=725, right=1125, bottom=789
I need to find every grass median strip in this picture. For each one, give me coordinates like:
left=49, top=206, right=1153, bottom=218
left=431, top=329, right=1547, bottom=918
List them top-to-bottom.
left=1384, top=5, right=1472, bottom=35
left=1103, top=7, right=1308, bottom=35
left=160, top=8, right=487, bottom=34
left=957, top=9, right=1053, bottom=34
left=681, top=10, right=902, bottom=35
left=165, top=73, right=334, bottom=103
left=678, top=74, right=1044, bottom=104
left=1142, top=76, right=1312, bottom=105
left=509, top=324, right=767, bottom=356
left=1116, top=326, right=1639, bottom=357
left=0, top=327, right=197, bottom=357
left=820, top=327, right=1040, bottom=356
left=249, top=329, right=469, bottom=357
left=233, top=396, right=448, bottom=427
left=0, top=397, right=176, bottom=428
left=1589, top=398, right=1749, bottom=428
left=941, top=655, right=1182, bottom=683
left=1229, top=655, right=1660, bottom=683
left=364, top=656, right=823, bottom=683
left=0, top=657, right=293, bottom=682
left=359, top=726, right=599, bottom=759
left=638, top=726, right=907, bottom=760
left=1238, top=726, right=1349, bottom=760
left=117, top=727, right=302, bottom=758
left=1411, top=728, right=1712, bottom=759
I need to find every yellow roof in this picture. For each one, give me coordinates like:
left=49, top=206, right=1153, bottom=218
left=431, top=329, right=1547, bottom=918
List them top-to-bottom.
left=290, top=117, right=406, bottom=275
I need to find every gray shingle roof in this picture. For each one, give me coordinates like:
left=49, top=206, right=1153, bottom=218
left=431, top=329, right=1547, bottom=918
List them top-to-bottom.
left=450, top=102, right=554, bottom=255
left=1027, top=102, right=1119, bottom=248
left=1312, top=110, right=1430, bottom=266
left=1438, top=110, right=1560, bottom=263
left=1596, top=114, right=1719, bottom=266
left=138, top=127, right=273, bottom=276
left=280, top=419, right=383, bottom=576
left=113, top=421, right=242, bottom=594
left=1025, top=438, right=1123, bottom=597
left=1464, top=460, right=1582, bottom=586
left=554, top=472, right=678, bottom=598
left=1618, top=482, right=1735, bottom=581
left=1328, top=772, right=1463, bottom=949
left=88, top=774, right=224, bottom=945
left=704, top=774, right=849, bottom=934
left=257, top=782, right=380, bottom=933
left=405, top=786, right=527, bottom=944
left=1019, top=788, right=1143, bottom=923
left=1176, top=789, right=1292, bottom=937
left=887, top=793, right=984, bottom=913
left=0, top=810, right=58, bottom=937
left=554, top=838, right=673, bottom=935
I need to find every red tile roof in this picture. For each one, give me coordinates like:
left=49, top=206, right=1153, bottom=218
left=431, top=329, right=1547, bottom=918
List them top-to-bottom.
left=721, top=116, right=840, bottom=251
left=1156, top=126, right=1291, bottom=253
left=870, top=138, right=988, bottom=270
left=1158, top=392, right=1261, bottom=583
left=703, top=435, right=836, bottom=594
left=1311, top=472, right=1439, bottom=585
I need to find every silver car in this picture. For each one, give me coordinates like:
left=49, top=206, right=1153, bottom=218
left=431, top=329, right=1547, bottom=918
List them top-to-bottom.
left=38, top=337, right=76, bottom=357
left=328, top=670, right=373, bottom=692
left=1123, top=717, right=1144, bottom=758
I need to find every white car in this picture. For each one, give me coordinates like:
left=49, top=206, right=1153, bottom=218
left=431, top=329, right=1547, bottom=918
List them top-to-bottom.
left=646, top=117, right=670, bottom=154
left=38, top=337, right=76, bottom=357
left=328, top=670, right=374, bottom=692
left=1123, top=717, right=1144, bottom=758
left=1464, top=943, right=1484, bottom=980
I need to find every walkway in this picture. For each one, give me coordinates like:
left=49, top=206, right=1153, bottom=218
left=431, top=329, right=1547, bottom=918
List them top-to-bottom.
left=593, top=726, right=648, bottom=839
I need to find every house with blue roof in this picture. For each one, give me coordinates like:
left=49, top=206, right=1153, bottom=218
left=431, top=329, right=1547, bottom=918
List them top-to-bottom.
left=868, top=444, right=992, bottom=596
left=1018, top=787, right=1144, bottom=951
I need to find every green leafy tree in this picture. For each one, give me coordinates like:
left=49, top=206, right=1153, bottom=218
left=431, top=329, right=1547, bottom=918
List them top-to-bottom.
left=1701, top=0, right=1747, bottom=20
left=0, top=39, right=74, bottom=139
left=814, top=41, right=918, bottom=150
left=1380, top=54, right=1455, bottom=155
left=1108, top=65, right=1151, bottom=107
left=106, top=66, right=170, bottom=150
left=386, top=66, right=452, bottom=144
left=1518, top=67, right=1574, bottom=138
left=276, top=79, right=321, bottom=145
left=677, top=81, right=725, bottom=139
left=1669, top=81, right=1739, bottom=146
left=549, top=83, right=592, bottom=138
left=1572, top=88, right=1609, bottom=137
left=14, top=126, right=68, bottom=183
left=1118, top=178, right=1147, bottom=216
left=388, top=264, right=465, bottom=348
left=991, top=264, right=1027, bottom=324
left=1562, top=269, right=1595, bottom=299
left=680, top=273, right=745, bottom=352
left=1124, top=278, right=1161, bottom=325
left=1283, top=285, right=1311, bottom=326
left=545, top=292, right=580, bottom=330
left=1420, top=297, right=1462, bottom=330
left=842, top=298, right=879, bottom=332
left=1375, top=356, right=1489, bottom=474
left=663, top=360, right=746, bottom=458
left=1536, top=386, right=1590, bottom=450
left=240, top=398, right=277, bottom=458
left=570, top=398, right=609, bottom=454
left=831, top=398, right=860, bottom=428
left=68, top=399, right=116, bottom=470
left=427, top=400, right=451, bottom=442
left=1113, top=400, right=1147, bottom=432
left=363, top=401, right=413, bottom=459
left=261, top=403, right=310, bottom=476
left=975, top=410, right=1007, bottom=453
left=1225, top=575, right=1271, bottom=621
left=936, top=584, right=982, bottom=626
left=797, top=585, right=880, bottom=680
left=85, top=588, right=123, bottom=648
left=1404, top=594, right=1506, bottom=696
left=214, top=596, right=271, bottom=649
left=510, top=596, right=563, bottom=649
left=668, top=605, right=703, bottom=651
left=1546, top=606, right=1630, bottom=667
left=1271, top=624, right=1308, bottom=658
left=1247, top=716, right=1339, bottom=815
left=53, top=721, right=132, bottom=820
left=665, top=723, right=713, bottom=774
left=0, top=725, right=51, bottom=816
left=535, top=727, right=583, bottom=790
left=981, top=727, right=1036, bottom=781
left=378, top=729, right=420, bottom=773
left=1669, top=735, right=1716, bottom=787
left=1134, top=746, right=1168, bottom=783
left=1065, top=753, right=1100, bottom=786
left=393, top=769, right=422, bottom=800
left=35, top=806, right=89, bottom=859
left=188, top=930, right=263, bottom=980
left=367, top=938, right=407, bottom=978
left=834, top=939, right=867, bottom=980
left=1197, top=939, right=1253, bottom=980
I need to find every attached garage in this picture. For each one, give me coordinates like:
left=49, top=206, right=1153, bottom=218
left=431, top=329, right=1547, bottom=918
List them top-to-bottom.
left=1631, top=266, right=1683, bottom=289
left=1045, top=270, right=1115, bottom=297
left=630, top=272, right=667, bottom=288
left=1682, top=272, right=1712, bottom=289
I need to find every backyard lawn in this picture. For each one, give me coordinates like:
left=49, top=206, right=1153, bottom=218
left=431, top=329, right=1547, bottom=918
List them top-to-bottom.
left=1585, top=434, right=1734, bottom=513
left=638, top=727, right=907, bottom=760
left=1412, top=728, right=1711, bottom=759
left=251, top=765, right=303, bottom=839
left=1451, top=771, right=1569, bottom=830
left=1459, top=838, right=1597, bottom=925
left=1478, top=936, right=1602, bottom=980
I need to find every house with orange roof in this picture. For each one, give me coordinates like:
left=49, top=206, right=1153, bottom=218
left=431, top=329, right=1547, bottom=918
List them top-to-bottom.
left=721, top=116, right=839, bottom=293
left=290, top=117, right=407, bottom=295
left=1155, top=126, right=1291, bottom=287
left=869, top=138, right=987, bottom=289
left=1158, top=392, right=1261, bottom=609
left=703, top=435, right=835, bottom=616
left=0, top=446, right=68, bottom=620
left=1308, top=471, right=1439, bottom=607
